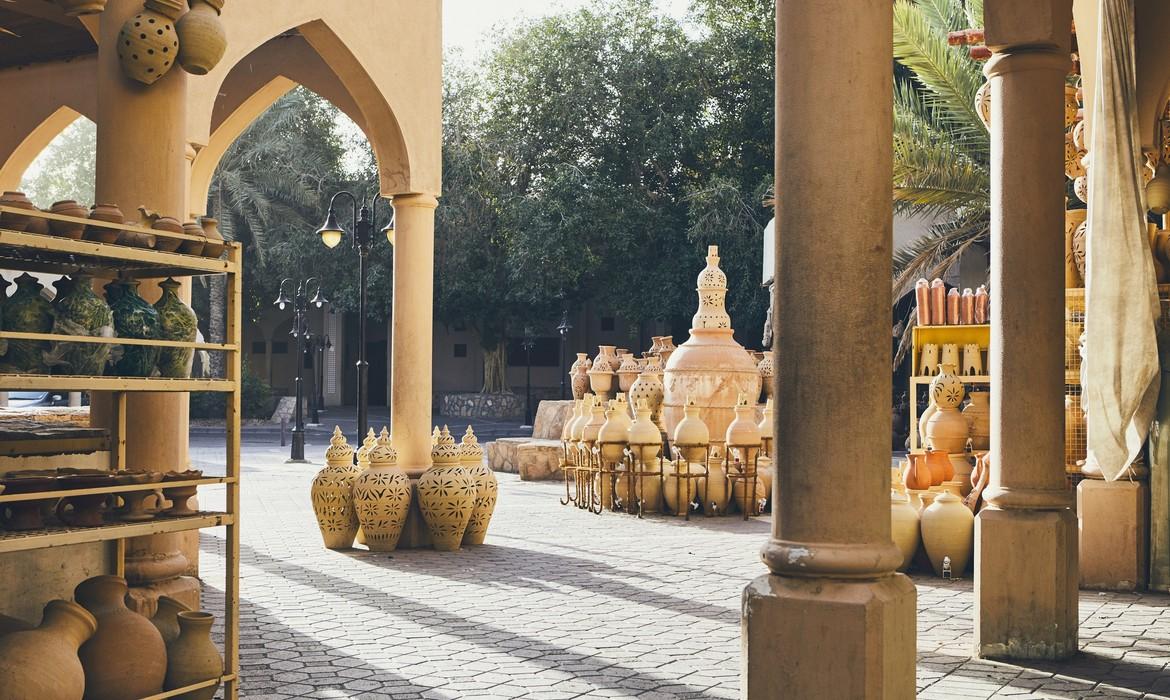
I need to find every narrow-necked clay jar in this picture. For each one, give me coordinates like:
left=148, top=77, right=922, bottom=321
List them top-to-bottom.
left=0, top=191, right=35, bottom=231
left=49, top=200, right=88, bottom=239
left=85, top=204, right=123, bottom=243
left=200, top=216, right=225, bottom=258
left=179, top=221, right=206, bottom=256
left=672, top=395, right=710, bottom=463
left=920, top=490, right=975, bottom=577
left=75, top=575, right=167, bottom=700
left=150, top=595, right=190, bottom=644
left=0, top=600, right=96, bottom=700
left=164, top=611, right=223, bottom=700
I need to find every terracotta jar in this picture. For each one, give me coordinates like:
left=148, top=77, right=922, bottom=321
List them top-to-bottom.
left=56, top=0, right=108, bottom=15
left=176, top=0, right=226, bottom=75
left=117, top=8, right=179, bottom=85
left=975, top=81, right=991, bottom=128
left=0, top=191, right=35, bottom=231
left=48, top=200, right=88, bottom=239
left=85, top=204, right=123, bottom=244
left=1065, top=209, right=1087, bottom=288
left=151, top=215, right=185, bottom=252
left=200, top=217, right=226, bottom=258
left=179, top=221, right=206, bottom=256
left=663, top=246, right=761, bottom=449
left=48, top=272, right=114, bottom=375
left=4, top=273, right=53, bottom=373
left=154, top=277, right=198, bottom=378
left=106, top=279, right=161, bottom=377
left=656, top=335, right=676, bottom=366
left=593, top=345, right=619, bottom=372
left=757, top=351, right=775, bottom=401
left=616, top=353, right=641, bottom=393
left=587, top=364, right=615, bottom=402
left=926, top=364, right=968, bottom=453
left=570, top=365, right=591, bottom=401
left=628, top=368, right=664, bottom=426
left=962, top=391, right=990, bottom=451
left=725, top=393, right=762, bottom=468
left=597, top=394, right=632, bottom=464
left=568, top=395, right=593, bottom=444
left=672, top=396, right=710, bottom=463
left=582, top=399, right=606, bottom=446
left=627, top=400, right=661, bottom=464
left=311, top=427, right=361, bottom=549
left=417, top=427, right=477, bottom=551
left=460, top=427, right=497, bottom=545
left=352, top=429, right=379, bottom=546
left=352, top=435, right=411, bottom=552
left=926, top=449, right=952, bottom=486
left=904, top=453, right=933, bottom=491
left=698, top=458, right=732, bottom=516
left=663, top=460, right=701, bottom=515
left=615, top=464, right=663, bottom=514
left=162, top=470, right=202, bottom=516
left=56, top=472, right=114, bottom=527
left=731, top=474, right=766, bottom=516
left=890, top=490, right=920, bottom=571
left=920, top=490, right=975, bottom=577
left=75, top=575, right=167, bottom=700
left=150, top=596, right=190, bottom=644
left=0, top=600, right=96, bottom=700
left=164, top=612, right=223, bottom=700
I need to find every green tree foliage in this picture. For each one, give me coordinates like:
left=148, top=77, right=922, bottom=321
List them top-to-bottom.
left=20, top=117, right=97, bottom=207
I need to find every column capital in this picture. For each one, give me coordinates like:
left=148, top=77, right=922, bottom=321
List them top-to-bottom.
left=983, top=47, right=1070, bottom=80
left=391, top=193, right=439, bottom=210
left=761, top=539, right=903, bottom=580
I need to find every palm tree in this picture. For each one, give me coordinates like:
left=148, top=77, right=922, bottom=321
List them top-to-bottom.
left=891, top=0, right=989, bottom=363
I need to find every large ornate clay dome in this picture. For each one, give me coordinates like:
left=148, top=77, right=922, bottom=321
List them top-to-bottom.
left=662, top=246, right=761, bottom=449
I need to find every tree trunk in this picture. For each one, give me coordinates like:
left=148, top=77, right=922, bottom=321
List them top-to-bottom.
left=208, top=277, right=226, bottom=378
left=481, top=342, right=509, bottom=393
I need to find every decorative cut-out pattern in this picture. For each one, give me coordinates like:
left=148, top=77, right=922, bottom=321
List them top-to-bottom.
left=352, top=467, right=411, bottom=552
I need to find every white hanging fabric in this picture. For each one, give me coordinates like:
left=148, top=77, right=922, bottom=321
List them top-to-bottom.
left=1084, top=0, right=1161, bottom=480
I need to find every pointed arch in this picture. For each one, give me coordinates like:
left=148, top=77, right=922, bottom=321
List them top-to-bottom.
left=0, top=105, right=86, bottom=191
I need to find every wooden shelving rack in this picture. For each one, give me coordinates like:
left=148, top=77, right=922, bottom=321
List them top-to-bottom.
left=0, top=206, right=241, bottom=700
left=907, top=323, right=991, bottom=452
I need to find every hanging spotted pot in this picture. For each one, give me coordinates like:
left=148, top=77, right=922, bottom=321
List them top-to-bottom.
left=176, top=0, right=226, bottom=76
left=117, top=8, right=180, bottom=85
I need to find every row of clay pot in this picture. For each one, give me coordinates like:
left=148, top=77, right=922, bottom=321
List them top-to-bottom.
left=117, top=0, right=226, bottom=86
left=0, top=192, right=225, bottom=258
left=914, top=278, right=990, bottom=326
left=311, top=425, right=499, bottom=552
left=0, top=468, right=202, bottom=531
left=0, top=575, right=222, bottom=700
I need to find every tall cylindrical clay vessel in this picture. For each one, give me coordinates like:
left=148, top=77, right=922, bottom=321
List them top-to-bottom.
left=74, top=575, right=167, bottom=700
left=0, top=600, right=96, bottom=700
left=164, top=612, right=223, bottom=700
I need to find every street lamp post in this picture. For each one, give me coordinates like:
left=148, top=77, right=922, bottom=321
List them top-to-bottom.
left=316, top=192, right=395, bottom=443
left=275, top=278, right=327, bottom=462
left=556, top=311, right=572, bottom=400
left=522, top=328, right=535, bottom=426
left=311, top=332, right=332, bottom=424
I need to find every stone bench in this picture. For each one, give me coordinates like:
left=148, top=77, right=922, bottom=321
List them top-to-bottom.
left=484, top=399, right=574, bottom=481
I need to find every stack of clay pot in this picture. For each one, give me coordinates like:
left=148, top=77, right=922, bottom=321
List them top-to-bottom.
left=662, top=246, right=761, bottom=447
left=913, top=277, right=989, bottom=326
left=922, top=364, right=973, bottom=493
left=418, top=426, right=478, bottom=551
left=310, top=427, right=361, bottom=549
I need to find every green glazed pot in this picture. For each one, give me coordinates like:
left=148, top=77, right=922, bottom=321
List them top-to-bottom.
left=3, top=273, right=53, bottom=373
left=49, top=273, right=114, bottom=376
left=154, top=277, right=196, bottom=378
left=106, top=280, right=161, bottom=377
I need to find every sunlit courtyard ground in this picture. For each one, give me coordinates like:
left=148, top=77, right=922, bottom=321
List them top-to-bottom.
left=192, top=435, right=1170, bottom=699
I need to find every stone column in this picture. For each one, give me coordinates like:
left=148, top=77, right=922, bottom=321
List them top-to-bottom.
left=90, top=0, right=198, bottom=612
left=976, top=0, right=1077, bottom=660
left=741, top=1, right=916, bottom=697
left=389, top=193, right=438, bottom=548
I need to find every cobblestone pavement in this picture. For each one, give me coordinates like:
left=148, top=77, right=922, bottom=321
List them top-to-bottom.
left=192, top=439, right=1170, bottom=699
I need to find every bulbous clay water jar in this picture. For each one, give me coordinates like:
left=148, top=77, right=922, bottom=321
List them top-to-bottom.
left=48, top=200, right=88, bottom=239
left=663, top=246, right=760, bottom=448
left=460, top=426, right=497, bottom=545
left=311, top=427, right=361, bottom=549
left=417, top=427, right=477, bottom=551
left=353, top=437, right=410, bottom=552
left=890, top=490, right=921, bottom=571
left=920, top=490, right=974, bottom=577
left=75, top=575, right=167, bottom=700
left=150, top=595, right=190, bottom=644
left=0, top=600, right=96, bottom=700
left=164, top=611, right=223, bottom=700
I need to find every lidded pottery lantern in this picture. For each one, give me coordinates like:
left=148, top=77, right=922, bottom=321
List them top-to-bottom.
left=662, top=246, right=761, bottom=445
left=587, top=348, right=617, bottom=402
left=460, top=426, right=498, bottom=546
left=310, top=427, right=361, bottom=550
left=417, top=427, right=477, bottom=551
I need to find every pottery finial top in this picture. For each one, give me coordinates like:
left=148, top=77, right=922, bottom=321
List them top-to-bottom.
left=692, top=244, right=731, bottom=331
left=324, top=426, right=353, bottom=462
left=432, top=426, right=442, bottom=444
left=460, top=426, right=484, bottom=462
left=377, top=427, right=392, bottom=448
left=356, top=428, right=378, bottom=463
left=368, top=439, right=398, bottom=467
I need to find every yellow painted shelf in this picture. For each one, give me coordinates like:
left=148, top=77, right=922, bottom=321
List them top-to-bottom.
left=0, top=331, right=236, bottom=351
left=0, top=375, right=234, bottom=392
left=0, top=476, right=233, bottom=503
left=0, top=512, right=233, bottom=554
left=141, top=675, right=238, bottom=700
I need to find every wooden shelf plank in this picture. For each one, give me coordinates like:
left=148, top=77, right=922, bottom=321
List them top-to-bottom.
left=0, top=228, right=238, bottom=277
left=0, top=331, right=236, bottom=351
left=0, top=375, right=234, bottom=392
left=0, top=436, right=109, bottom=456
left=0, top=476, right=233, bottom=503
left=0, top=512, right=233, bottom=553
left=140, top=674, right=238, bottom=700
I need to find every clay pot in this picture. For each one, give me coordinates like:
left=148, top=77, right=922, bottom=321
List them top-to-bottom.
left=56, top=0, right=107, bottom=15
left=176, top=0, right=226, bottom=75
left=117, top=9, right=180, bottom=85
left=974, top=81, right=991, bottom=128
left=0, top=191, right=35, bottom=231
left=47, top=200, right=88, bottom=239
left=85, top=204, right=123, bottom=243
left=1064, top=209, right=1086, bottom=287
left=24, top=210, right=49, bottom=235
left=151, top=216, right=184, bottom=252
left=200, top=217, right=225, bottom=258
left=179, top=221, right=206, bottom=256
left=663, top=247, right=761, bottom=447
left=48, top=272, right=115, bottom=375
left=154, top=277, right=197, bottom=378
left=106, top=279, right=162, bottom=377
left=592, top=345, right=619, bottom=372
left=757, top=351, right=774, bottom=401
left=616, top=353, right=641, bottom=393
left=926, top=364, right=968, bottom=453
left=570, top=366, right=591, bottom=401
left=587, top=366, right=615, bottom=402
left=628, top=368, right=664, bottom=427
left=962, top=392, right=990, bottom=451
left=725, top=394, right=762, bottom=467
left=568, top=395, right=593, bottom=443
left=597, top=395, right=632, bottom=463
left=672, top=396, right=710, bottom=463
left=627, top=400, right=661, bottom=464
left=311, top=427, right=360, bottom=549
left=418, top=427, right=477, bottom=551
left=460, top=427, right=497, bottom=545
left=353, top=439, right=410, bottom=552
left=925, top=449, right=952, bottom=486
left=905, top=453, right=932, bottom=491
left=698, top=460, right=731, bottom=516
left=663, top=461, right=701, bottom=515
left=615, top=469, right=662, bottom=514
left=162, top=470, right=202, bottom=516
left=115, top=471, right=163, bottom=521
left=56, top=472, right=114, bottom=527
left=0, top=473, right=58, bottom=530
left=731, top=473, right=766, bottom=516
left=890, top=490, right=921, bottom=571
left=920, top=490, right=975, bottom=576
left=75, top=575, right=167, bottom=700
left=150, top=596, right=189, bottom=644
left=0, top=600, right=96, bottom=700
left=0, top=612, right=34, bottom=638
left=164, top=612, right=223, bottom=700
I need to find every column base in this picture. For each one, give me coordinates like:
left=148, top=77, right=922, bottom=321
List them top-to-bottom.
left=1078, top=479, right=1148, bottom=591
left=398, top=480, right=433, bottom=549
left=976, top=507, right=1077, bottom=660
left=741, top=573, right=916, bottom=699
left=126, top=575, right=201, bottom=617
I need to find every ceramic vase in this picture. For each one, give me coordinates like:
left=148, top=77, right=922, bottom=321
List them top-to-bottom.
left=176, top=0, right=226, bottom=75
left=117, top=8, right=180, bottom=85
left=975, top=81, right=991, bottom=128
left=0, top=191, right=35, bottom=231
left=48, top=200, right=88, bottom=239
left=85, top=204, right=123, bottom=243
left=1065, top=209, right=1087, bottom=287
left=150, top=215, right=184, bottom=252
left=200, top=217, right=225, bottom=258
left=179, top=221, right=206, bottom=256
left=46, top=272, right=113, bottom=376
left=4, top=273, right=53, bottom=373
left=154, top=277, right=197, bottom=378
left=106, top=279, right=161, bottom=377
left=593, top=345, right=619, bottom=372
left=757, top=351, right=774, bottom=401
left=616, top=353, right=641, bottom=393
left=926, top=364, right=968, bottom=453
left=587, top=365, right=615, bottom=402
left=628, top=368, right=664, bottom=427
left=962, top=391, right=990, bottom=451
left=724, top=393, right=762, bottom=468
left=597, top=394, right=632, bottom=464
left=672, top=395, right=710, bottom=463
left=627, top=400, right=661, bottom=464
left=461, top=426, right=497, bottom=545
left=311, top=427, right=361, bottom=549
left=418, top=427, right=477, bottom=551
left=352, top=435, right=411, bottom=552
left=926, top=449, right=952, bottom=486
left=905, top=453, right=933, bottom=491
left=698, top=459, right=731, bottom=516
left=663, top=460, right=701, bottom=515
left=615, top=466, right=663, bottom=514
left=0, top=473, right=58, bottom=530
left=731, top=475, right=766, bottom=516
left=890, top=490, right=921, bottom=572
left=920, top=490, right=975, bottom=577
left=75, top=575, right=167, bottom=700
left=150, top=596, right=189, bottom=644
left=0, top=600, right=96, bottom=700
left=164, top=612, right=223, bottom=700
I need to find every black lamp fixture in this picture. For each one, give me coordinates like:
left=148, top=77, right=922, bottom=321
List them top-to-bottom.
left=316, top=191, right=395, bottom=442
left=275, top=277, right=327, bottom=462
left=556, top=310, right=573, bottom=400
